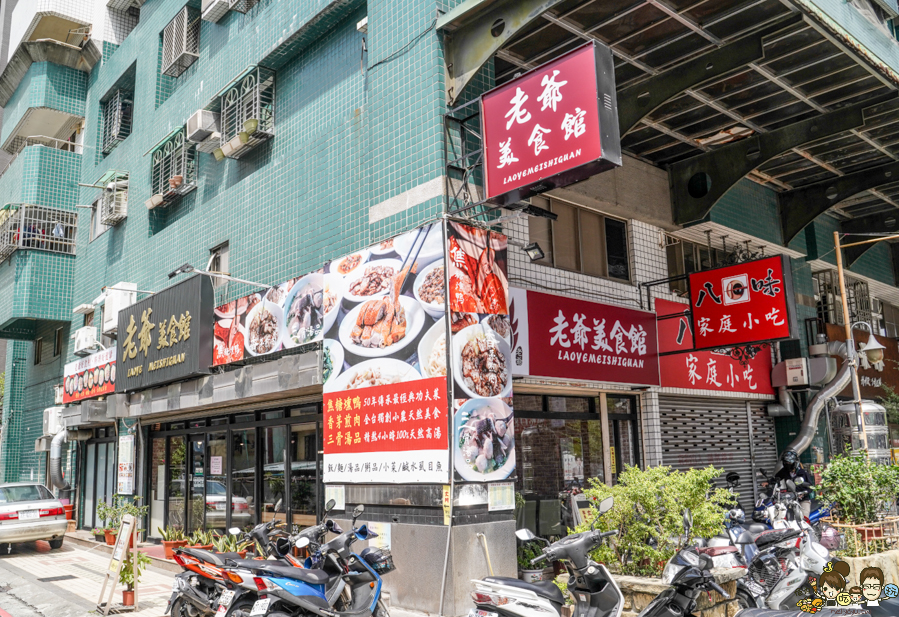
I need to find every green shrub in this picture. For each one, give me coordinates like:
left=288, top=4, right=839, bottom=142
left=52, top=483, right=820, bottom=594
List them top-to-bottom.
left=819, top=452, right=899, bottom=524
left=572, top=465, right=730, bottom=577
left=516, top=541, right=543, bottom=570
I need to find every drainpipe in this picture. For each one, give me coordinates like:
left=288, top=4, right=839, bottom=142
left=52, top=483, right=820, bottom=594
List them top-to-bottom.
left=785, top=340, right=851, bottom=456
left=768, top=342, right=796, bottom=417
left=49, top=430, right=69, bottom=491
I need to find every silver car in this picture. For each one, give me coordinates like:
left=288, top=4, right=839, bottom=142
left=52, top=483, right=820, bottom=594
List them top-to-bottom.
left=0, top=483, right=67, bottom=549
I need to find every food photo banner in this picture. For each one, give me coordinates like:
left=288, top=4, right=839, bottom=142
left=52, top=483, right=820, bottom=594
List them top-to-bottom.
left=448, top=222, right=516, bottom=483
left=322, top=223, right=451, bottom=483
left=687, top=255, right=797, bottom=351
left=509, top=287, right=660, bottom=387
left=656, top=298, right=773, bottom=395
left=63, top=347, right=116, bottom=404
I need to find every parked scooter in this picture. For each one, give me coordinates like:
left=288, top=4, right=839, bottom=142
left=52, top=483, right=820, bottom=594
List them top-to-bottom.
left=469, top=496, right=623, bottom=617
left=239, top=504, right=391, bottom=617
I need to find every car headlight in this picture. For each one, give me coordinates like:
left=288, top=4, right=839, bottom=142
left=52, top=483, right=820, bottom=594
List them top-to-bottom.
left=662, top=562, right=685, bottom=584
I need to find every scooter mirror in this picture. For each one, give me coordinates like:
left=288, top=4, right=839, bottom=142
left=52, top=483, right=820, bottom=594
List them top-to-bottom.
left=786, top=479, right=796, bottom=492
left=599, top=496, right=614, bottom=514
left=325, top=499, right=336, bottom=512
left=353, top=504, right=365, bottom=518
left=682, top=509, right=693, bottom=532
left=229, top=527, right=241, bottom=536
left=515, top=529, right=537, bottom=541
left=296, top=537, right=310, bottom=549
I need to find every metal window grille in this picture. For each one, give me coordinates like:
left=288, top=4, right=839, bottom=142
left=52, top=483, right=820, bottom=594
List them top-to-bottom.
left=229, top=0, right=258, bottom=13
left=162, top=7, right=200, bottom=78
left=220, top=66, right=275, bottom=158
left=102, top=90, right=133, bottom=155
left=151, top=130, right=197, bottom=202
left=100, top=172, right=129, bottom=225
left=0, top=204, right=77, bottom=263
left=813, top=270, right=873, bottom=327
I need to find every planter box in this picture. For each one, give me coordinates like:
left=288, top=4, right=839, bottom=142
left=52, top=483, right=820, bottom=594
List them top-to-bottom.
left=104, top=530, right=117, bottom=545
left=163, top=540, right=188, bottom=559
left=520, top=569, right=544, bottom=583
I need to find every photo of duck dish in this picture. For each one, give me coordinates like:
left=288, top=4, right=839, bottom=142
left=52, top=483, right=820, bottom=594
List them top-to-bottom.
left=448, top=222, right=508, bottom=315
left=331, top=250, right=370, bottom=277
left=344, top=260, right=400, bottom=302
left=245, top=301, right=283, bottom=356
left=483, top=313, right=511, bottom=341
left=453, top=323, right=512, bottom=398
left=329, top=358, right=421, bottom=391
left=454, top=398, right=515, bottom=481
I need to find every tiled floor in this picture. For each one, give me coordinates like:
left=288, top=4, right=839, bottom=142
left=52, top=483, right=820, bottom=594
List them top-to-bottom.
left=0, top=540, right=174, bottom=616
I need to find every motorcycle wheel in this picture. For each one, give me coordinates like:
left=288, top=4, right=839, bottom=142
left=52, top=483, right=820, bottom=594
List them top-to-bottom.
left=736, top=589, right=757, bottom=609
left=170, top=598, right=194, bottom=617
left=375, top=599, right=390, bottom=617
left=226, top=601, right=256, bottom=617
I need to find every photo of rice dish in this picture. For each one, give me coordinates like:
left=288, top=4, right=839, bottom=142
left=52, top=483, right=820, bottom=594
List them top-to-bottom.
left=349, top=265, right=395, bottom=297
left=419, top=266, right=444, bottom=305
left=266, top=284, right=287, bottom=305
left=285, top=284, right=323, bottom=345
left=248, top=307, right=279, bottom=354
left=486, top=314, right=510, bottom=338
left=428, top=331, right=447, bottom=377
left=460, top=333, right=508, bottom=397
left=105, top=363, right=111, bottom=383
left=110, top=364, right=116, bottom=383
left=344, top=366, right=407, bottom=390
left=97, top=368, right=105, bottom=387
left=88, top=372, right=94, bottom=389
left=458, top=403, right=513, bottom=475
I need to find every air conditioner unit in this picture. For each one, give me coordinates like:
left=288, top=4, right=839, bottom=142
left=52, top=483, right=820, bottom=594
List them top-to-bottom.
left=202, top=0, right=230, bottom=22
left=162, top=7, right=200, bottom=77
left=187, top=110, right=220, bottom=143
left=100, top=178, right=129, bottom=226
left=103, top=282, right=137, bottom=334
left=73, top=326, right=98, bottom=356
left=54, top=384, right=64, bottom=405
left=43, top=407, right=65, bottom=436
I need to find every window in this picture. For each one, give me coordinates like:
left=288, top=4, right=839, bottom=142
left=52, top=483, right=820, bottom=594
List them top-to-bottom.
left=161, top=7, right=200, bottom=78
left=101, top=90, right=133, bottom=155
left=150, top=128, right=197, bottom=202
left=526, top=196, right=630, bottom=281
left=90, top=197, right=110, bottom=241
left=666, top=238, right=725, bottom=295
left=208, top=242, right=229, bottom=289
left=814, top=271, right=872, bottom=327
left=883, top=301, right=899, bottom=338
left=83, top=309, right=95, bottom=328
left=54, top=327, right=63, bottom=357
left=34, top=337, right=43, bottom=365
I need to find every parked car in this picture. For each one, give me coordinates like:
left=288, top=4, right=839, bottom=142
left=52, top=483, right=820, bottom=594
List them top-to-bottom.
left=0, top=483, right=67, bottom=550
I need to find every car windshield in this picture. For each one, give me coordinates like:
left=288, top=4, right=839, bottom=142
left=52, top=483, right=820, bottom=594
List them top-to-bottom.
left=206, top=481, right=227, bottom=495
left=0, top=485, right=53, bottom=503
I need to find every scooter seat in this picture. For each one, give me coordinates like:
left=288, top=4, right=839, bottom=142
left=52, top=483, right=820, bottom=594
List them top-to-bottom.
left=754, top=528, right=800, bottom=548
left=697, top=546, right=738, bottom=556
left=179, top=548, right=243, bottom=566
left=226, top=558, right=292, bottom=569
left=257, top=564, right=330, bottom=585
left=484, top=577, right=564, bottom=606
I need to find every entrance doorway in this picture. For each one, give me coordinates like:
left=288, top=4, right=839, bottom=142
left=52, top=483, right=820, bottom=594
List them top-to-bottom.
left=608, top=394, right=641, bottom=484
left=147, top=405, right=323, bottom=538
left=81, top=428, right=117, bottom=531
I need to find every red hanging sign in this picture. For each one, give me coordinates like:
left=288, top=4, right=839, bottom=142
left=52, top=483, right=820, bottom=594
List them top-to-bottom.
left=480, top=42, right=620, bottom=205
left=687, top=255, right=797, bottom=351
left=656, top=298, right=774, bottom=395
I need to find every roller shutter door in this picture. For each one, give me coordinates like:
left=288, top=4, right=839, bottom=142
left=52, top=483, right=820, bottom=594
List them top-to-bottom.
left=659, top=396, right=778, bottom=511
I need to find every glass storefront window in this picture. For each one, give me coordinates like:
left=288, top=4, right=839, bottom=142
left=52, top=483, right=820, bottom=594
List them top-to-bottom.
left=290, top=423, right=317, bottom=530
left=262, top=426, right=287, bottom=524
left=232, top=429, right=258, bottom=530
left=206, top=432, right=227, bottom=533
left=168, top=436, right=186, bottom=531
left=187, top=436, right=206, bottom=533
left=149, top=438, right=166, bottom=538
left=83, top=444, right=95, bottom=529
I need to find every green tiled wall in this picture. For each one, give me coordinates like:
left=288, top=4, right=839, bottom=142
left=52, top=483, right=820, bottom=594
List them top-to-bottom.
left=0, top=62, right=88, bottom=146
left=707, top=179, right=784, bottom=246
left=804, top=215, right=894, bottom=284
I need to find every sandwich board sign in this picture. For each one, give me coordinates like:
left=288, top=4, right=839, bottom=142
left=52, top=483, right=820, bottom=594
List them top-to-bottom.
left=97, top=513, right=139, bottom=614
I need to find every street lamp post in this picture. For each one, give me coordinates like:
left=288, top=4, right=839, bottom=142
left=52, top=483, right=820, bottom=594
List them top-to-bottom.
left=833, top=232, right=890, bottom=455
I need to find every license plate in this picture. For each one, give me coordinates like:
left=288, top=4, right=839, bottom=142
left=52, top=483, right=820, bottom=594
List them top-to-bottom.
left=18, top=510, right=38, bottom=520
left=172, top=581, right=179, bottom=592
left=219, top=590, right=235, bottom=608
left=250, top=599, right=270, bottom=616
left=215, top=605, right=228, bottom=617
left=468, top=610, right=497, bottom=617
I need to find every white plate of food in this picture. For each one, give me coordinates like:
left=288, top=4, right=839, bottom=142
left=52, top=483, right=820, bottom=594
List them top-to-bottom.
left=394, top=224, right=443, bottom=268
left=370, top=236, right=398, bottom=256
left=331, top=250, right=370, bottom=278
left=343, top=259, right=402, bottom=304
left=413, top=259, right=445, bottom=320
left=281, top=274, right=324, bottom=348
left=322, top=274, right=344, bottom=335
left=264, top=282, right=291, bottom=307
left=338, top=295, right=426, bottom=358
left=244, top=300, right=284, bottom=356
left=481, top=313, right=511, bottom=343
left=418, top=320, right=447, bottom=378
left=452, top=323, right=512, bottom=399
left=322, top=339, right=344, bottom=386
left=328, top=358, right=421, bottom=391
left=454, top=398, right=515, bottom=481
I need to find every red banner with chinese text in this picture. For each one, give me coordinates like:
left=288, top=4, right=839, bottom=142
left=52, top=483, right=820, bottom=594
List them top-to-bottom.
left=687, top=255, right=797, bottom=351
left=656, top=298, right=774, bottom=395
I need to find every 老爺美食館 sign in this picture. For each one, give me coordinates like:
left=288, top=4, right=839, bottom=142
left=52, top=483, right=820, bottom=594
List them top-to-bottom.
left=480, top=41, right=621, bottom=205
left=688, top=255, right=797, bottom=352
left=116, top=275, right=214, bottom=392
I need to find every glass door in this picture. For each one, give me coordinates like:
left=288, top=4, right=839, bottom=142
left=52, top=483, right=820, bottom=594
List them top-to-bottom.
left=608, top=395, right=640, bottom=483
left=289, top=422, right=318, bottom=530
left=261, top=426, right=287, bottom=524
left=231, top=428, right=258, bottom=531
left=206, top=432, right=228, bottom=533
left=187, top=435, right=206, bottom=534
left=168, top=436, right=187, bottom=531
left=149, top=437, right=166, bottom=538
left=82, top=444, right=96, bottom=529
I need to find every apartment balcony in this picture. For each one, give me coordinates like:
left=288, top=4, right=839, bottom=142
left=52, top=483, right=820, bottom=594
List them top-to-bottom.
left=0, top=204, right=77, bottom=340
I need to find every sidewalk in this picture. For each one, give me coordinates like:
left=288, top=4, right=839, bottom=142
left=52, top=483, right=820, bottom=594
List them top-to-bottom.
left=0, top=539, right=174, bottom=617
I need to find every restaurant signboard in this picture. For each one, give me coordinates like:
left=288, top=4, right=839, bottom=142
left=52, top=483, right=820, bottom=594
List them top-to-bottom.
left=63, top=347, right=116, bottom=404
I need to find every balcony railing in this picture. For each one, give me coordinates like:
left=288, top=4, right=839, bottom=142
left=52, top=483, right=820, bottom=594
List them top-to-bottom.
left=219, top=65, right=275, bottom=159
left=0, top=136, right=82, bottom=179
left=0, top=204, right=78, bottom=263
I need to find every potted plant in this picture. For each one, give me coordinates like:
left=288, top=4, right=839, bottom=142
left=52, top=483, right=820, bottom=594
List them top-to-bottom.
left=96, top=501, right=119, bottom=545
left=159, top=526, right=188, bottom=559
left=92, top=528, right=106, bottom=542
left=189, top=529, right=214, bottom=549
left=212, top=531, right=251, bottom=558
left=517, top=539, right=545, bottom=583
left=118, top=550, right=151, bottom=606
